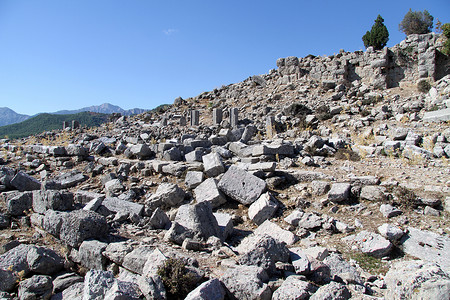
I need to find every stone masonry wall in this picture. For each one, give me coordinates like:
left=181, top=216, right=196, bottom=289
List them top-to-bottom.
left=276, top=33, right=448, bottom=89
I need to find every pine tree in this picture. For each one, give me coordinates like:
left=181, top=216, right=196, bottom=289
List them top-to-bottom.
left=362, top=15, right=389, bottom=50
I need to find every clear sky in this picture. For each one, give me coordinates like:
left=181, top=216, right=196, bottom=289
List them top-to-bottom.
left=0, top=0, right=448, bottom=115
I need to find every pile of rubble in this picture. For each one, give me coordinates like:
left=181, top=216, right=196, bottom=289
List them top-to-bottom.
left=0, top=34, right=450, bottom=299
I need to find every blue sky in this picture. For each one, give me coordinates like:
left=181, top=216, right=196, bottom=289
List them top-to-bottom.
left=0, top=0, right=448, bottom=115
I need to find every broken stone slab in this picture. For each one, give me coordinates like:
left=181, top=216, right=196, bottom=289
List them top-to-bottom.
left=423, top=107, right=450, bottom=122
left=228, top=141, right=254, bottom=157
left=252, top=143, right=295, bottom=157
left=66, top=144, right=88, bottom=157
left=128, top=144, right=153, bottom=159
left=402, top=144, right=435, bottom=160
left=185, top=150, right=204, bottom=163
left=202, top=152, right=225, bottom=177
left=161, top=162, right=188, bottom=177
left=247, top=162, right=277, bottom=172
left=218, top=166, right=267, bottom=205
left=289, top=170, right=329, bottom=182
left=10, top=171, right=41, bottom=191
left=45, top=171, right=87, bottom=190
left=185, top=171, right=204, bottom=190
left=194, top=178, right=227, bottom=209
left=104, top=179, right=125, bottom=196
left=309, top=180, right=331, bottom=196
left=146, top=183, right=185, bottom=209
left=327, top=183, right=351, bottom=203
left=359, top=185, right=386, bottom=201
left=32, top=190, right=74, bottom=214
left=7, top=191, right=33, bottom=216
left=248, top=192, right=278, bottom=225
left=100, top=197, right=143, bottom=216
left=174, top=202, right=222, bottom=242
left=380, top=204, right=402, bottom=218
left=148, top=207, right=171, bottom=230
left=41, top=210, right=66, bottom=237
left=59, top=210, right=108, bottom=248
left=284, top=210, right=304, bottom=227
left=213, top=212, right=234, bottom=241
left=297, top=212, right=323, bottom=231
left=254, top=220, right=298, bottom=245
left=164, top=221, right=195, bottom=245
left=378, top=223, right=404, bottom=241
left=400, top=227, right=450, bottom=272
left=342, top=230, right=392, bottom=258
left=236, top=234, right=290, bottom=274
left=79, top=240, right=108, bottom=271
left=102, top=241, right=134, bottom=265
left=0, top=244, right=32, bottom=275
left=26, top=246, right=64, bottom=275
left=122, top=246, right=154, bottom=275
left=142, top=248, right=167, bottom=278
left=289, top=248, right=311, bottom=275
left=323, top=253, right=363, bottom=285
left=385, top=260, right=450, bottom=300
left=220, top=265, right=271, bottom=300
left=0, top=268, right=17, bottom=292
left=82, top=269, right=115, bottom=300
left=52, top=272, right=84, bottom=294
left=137, top=274, right=166, bottom=300
left=18, top=275, right=53, bottom=300
left=272, top=276, right=316, bottom=300
left=184, top=278, right=226, bottom=300
left=105, top=279, right=141, bottom=299
left=309, top=281, right=351, bottom=300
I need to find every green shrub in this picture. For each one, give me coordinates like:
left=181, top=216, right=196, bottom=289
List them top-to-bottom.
left=399, top=9, right=433, bottom=35
left=362, top=15, right=389, bottom=50
left=441, top=23, right=450, bottom=55
left=417, top=80, right=431, bottom=93
left=157, top=258, right=198, bottom=299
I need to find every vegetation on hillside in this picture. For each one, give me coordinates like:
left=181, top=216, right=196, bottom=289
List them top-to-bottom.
left=399, top=9, right=434, bottom=35
left=362, top=15, right=389, bottom=50
left=441, top=23, right=450, bottom=55
left=0, top=112, right=109, bottom=139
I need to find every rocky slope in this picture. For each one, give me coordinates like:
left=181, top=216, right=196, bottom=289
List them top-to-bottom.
left=0, top=33, right=449, bottom=299
left=0, top=108, right=30, bottom=127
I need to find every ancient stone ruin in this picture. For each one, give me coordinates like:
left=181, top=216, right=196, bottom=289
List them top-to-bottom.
left=0, top=33, right=449, bottom=299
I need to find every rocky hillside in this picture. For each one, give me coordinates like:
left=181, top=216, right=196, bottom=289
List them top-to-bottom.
left=0, top=33, right=449, bottom=299
left=0, top=108, right=30, bottom=127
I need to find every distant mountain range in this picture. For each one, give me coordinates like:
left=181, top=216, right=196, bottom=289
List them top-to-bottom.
left=0, top=103, right=148, bottom=127
left=0, top=107, right=31, bottom=127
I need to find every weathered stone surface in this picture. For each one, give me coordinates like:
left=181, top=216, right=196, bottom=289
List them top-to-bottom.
left=423, top=107, right=450, bottom=122
left=129, top=143, right=153, bottom=159
left=252, top=143, right=294, bottom=156
left=66, top=144, right=87, bottom=157
left=202, top=152, right=225, bottom=177
left=218, top=166, right=267, bottom=205
left=10, top=171, right=41, bottom=191
left=45, top=171, right=86, bottom=190
left=185, top=171, right=204, bottom=189
left=194, top=178, right=226, bottom=208
left=104, top=179, right=124, bottom=196
left=309, top=180, right=331, bottom=196
left=147, top=183, right=185, bottom=208
left=328, top=183, right=351, bottom=203
left=359, top=185, right=386, bottom=201
left=32, top=190, right=73, bottom=214
left=7, top=192, right=33, bottom=216
left=248, top=192, right=278, bottom=225
left=100, top=197, right=143, bottom=216
left=174, top=202, right=222, bottom=242
left=380, top=204, right=402, bottom=218
left=148, top=207, right=171, bottom=229
left=42, top=210, right=66, bottom=237
left=59, top=210, right=108, bottom=247
left=284, top=210, right=304, bottom=227
left=213, top=212, right=233, bottom=240
left=297, top=212, right=323, bottom=230
left=254, top=220, right=298, bottom=245
left=164, top=221, right=195, bottom=245
left=378, top=223, right=404, bottom=241
left=400, top=227, right=450, bottom=272
left=342, top=230, right=392, bottom=258
left=237, top=234, right=290, bottom=274
left=79, top=240, right=108, bottom=270
left=102, top=241, right=133, bottom=265
left=0, top=244, right=32, bottom=275
left=26, top=246, right=64, bottom=275
left=122, top=246, right=154, bottom=275
left=142, top=248, right=167, bottom=278
left=289, top=248, right=311, bottom=275
left=323, top=253, right=363, bottom=285
left=385, top=260, right=450, bottom=300
left=220, top=265, right=271, bottom=300
left=0, top=268, right=17, bottom=292
left=82, top=269, right=115, bottom=300
left=52, top=272, right=84, bottom=294
left=137, top=274, right=166, bottom=300
left=18, top=275, right=53, bottom=300
left=272, top=276, right=315, bottom=300
left=185, top=278, right=225, bottom=300
left=104, top=280, right=141, bottom=300
left=309, top=281, right=351, bottom=300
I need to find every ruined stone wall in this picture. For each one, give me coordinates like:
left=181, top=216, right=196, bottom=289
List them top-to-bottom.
left=276, top=33, right=447, bottom=89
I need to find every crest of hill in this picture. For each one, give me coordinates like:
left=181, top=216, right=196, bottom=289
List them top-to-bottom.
left=0, top=107, right=30, bottom=127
